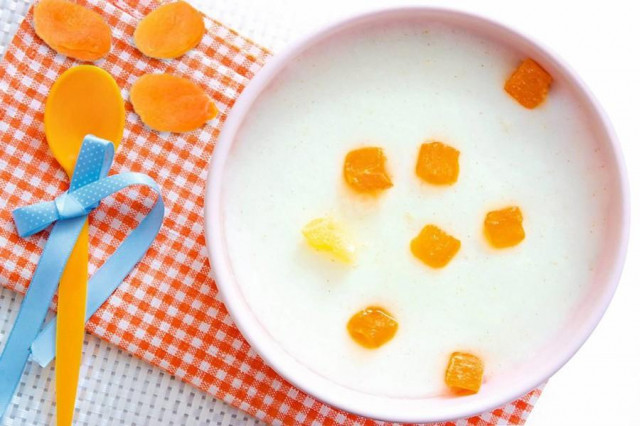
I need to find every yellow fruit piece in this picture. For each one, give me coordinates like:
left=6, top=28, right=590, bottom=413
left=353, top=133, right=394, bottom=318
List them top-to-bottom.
left=33, top=0, right=111, bottom=61
left=134, top=1, right=205, bottom=59
left=504, top=58, right=553, bottom=109
left=130, top=73, right=218, bottom=133
left=416, top=141, right=460, bottom=185
left=343, top=147, right=393, bottom=193
left=484, top=206, right=525, bottom=248
left=302, top=217, right=355, bottom=263
left=410, top=224, right=461, bottom=268
left=347, top=306, right=398, bottom=349
left=445, top=352, right=484, bottom=393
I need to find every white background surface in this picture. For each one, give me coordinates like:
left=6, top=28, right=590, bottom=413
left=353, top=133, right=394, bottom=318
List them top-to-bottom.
left=1, top=0, right=639, bottom=425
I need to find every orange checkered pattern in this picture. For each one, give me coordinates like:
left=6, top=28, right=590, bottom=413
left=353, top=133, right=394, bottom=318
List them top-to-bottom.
left=0, top=1, right=543, bottom=424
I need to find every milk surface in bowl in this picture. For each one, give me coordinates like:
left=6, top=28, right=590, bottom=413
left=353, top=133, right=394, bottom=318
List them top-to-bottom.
left=215, top=11, right=621, bottom=412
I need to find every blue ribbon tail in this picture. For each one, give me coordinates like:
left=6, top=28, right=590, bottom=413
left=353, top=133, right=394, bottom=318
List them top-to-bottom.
left=31, top=198, right=164, bottom=366
left=0, top=217, right=85, bottom=416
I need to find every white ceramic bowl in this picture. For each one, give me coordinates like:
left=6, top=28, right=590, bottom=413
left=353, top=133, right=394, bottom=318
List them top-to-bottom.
left=204, top=7, right=629, bottom=422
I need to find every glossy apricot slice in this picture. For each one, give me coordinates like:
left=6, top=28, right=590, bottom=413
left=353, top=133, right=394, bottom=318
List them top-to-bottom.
left=33, top=0, right=111, bottom=61
left=134, top=1, right=205, bottom=59
left=504, top=58, right=552, bottom=109
left=130, top=73, right=217, bottom=133
left=416, top=141, right=460, bottom=185
left=343, top=147, right=393, bottom=193
left=484, top=206, right=525, bottom=248
left=302, top=217, right=355, bottom=263
left=410, top=225, right=460, bottom=268
left=347, top=306, right=398, bottom=349
left=445, top=352, right=484, bottom=393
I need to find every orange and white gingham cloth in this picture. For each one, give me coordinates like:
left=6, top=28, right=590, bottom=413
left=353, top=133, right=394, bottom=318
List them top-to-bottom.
left=0, top=0, right=543, bottom=424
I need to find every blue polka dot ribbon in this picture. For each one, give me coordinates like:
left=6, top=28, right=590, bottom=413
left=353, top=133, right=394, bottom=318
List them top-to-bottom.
left=0, top=135, right=164, bottom=418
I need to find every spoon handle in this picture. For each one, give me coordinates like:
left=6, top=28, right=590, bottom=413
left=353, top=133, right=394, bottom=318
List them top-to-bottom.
left=56, top=221, right=88, bottom=426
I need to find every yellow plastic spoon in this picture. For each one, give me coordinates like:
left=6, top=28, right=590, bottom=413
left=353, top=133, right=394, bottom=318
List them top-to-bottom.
left=44, top=65, right=124, bottom=426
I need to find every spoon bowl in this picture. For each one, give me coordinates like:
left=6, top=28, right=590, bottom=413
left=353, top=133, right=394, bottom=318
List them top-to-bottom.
left=45, top=65, right=124, bottom=176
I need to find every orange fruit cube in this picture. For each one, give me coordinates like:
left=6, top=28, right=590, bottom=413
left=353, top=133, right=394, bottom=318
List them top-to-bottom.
left=504, top=58, right=552, bottom=109
left=416, top=141, right=460, bottom=185
left=343, top=147, right=393, bottom=193
left=484, top=206, right=525, bottom=248
left=302, top=217, right=355, bottom=263
left=410, top=225, right=461, bottom=268
left=347, top=306, right=398, bottom=349
left=445, top=352, right=484, bottom=393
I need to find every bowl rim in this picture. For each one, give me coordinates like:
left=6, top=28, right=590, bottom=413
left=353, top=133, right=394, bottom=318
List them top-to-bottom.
left=204, top=5, right=630, bottom=422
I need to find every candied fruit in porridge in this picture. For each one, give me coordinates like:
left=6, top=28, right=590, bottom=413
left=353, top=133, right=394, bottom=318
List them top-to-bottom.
left=504, top=58, right=552, bottom=109
left=415, top=141, right=460, bottom=185
left=343, top=147, right=393, bottom=193
left=484, top=206, right=525, bottom=248
left=302, top=217, right=355, bottom=263
left=410, top=225, right=461, bottom=268
left=347, top=306, right=398, bottom=349
left=445, top=352, right=484, bottom=393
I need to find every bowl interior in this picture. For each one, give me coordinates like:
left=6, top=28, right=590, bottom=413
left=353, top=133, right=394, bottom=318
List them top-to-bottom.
left=204, top=7, right=628, bottom=422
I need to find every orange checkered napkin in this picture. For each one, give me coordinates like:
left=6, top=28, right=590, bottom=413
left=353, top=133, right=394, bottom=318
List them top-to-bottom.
left=0, top=0, right=543, bottom=424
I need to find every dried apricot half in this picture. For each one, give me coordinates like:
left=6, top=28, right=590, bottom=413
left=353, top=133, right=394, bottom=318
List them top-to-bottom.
left=33, top=0, right=111, bottom=61
left=134, top=1, right=205, bottom=59
left=504, top=58, right=552, bottom=109
left=130, top=73, right=217, bottom=133
left=416, top=141, right=460, bottom=185
left=343, top=147, right=393, bottom=193
left=484, top=206, right=525, bottom=248
left=302, top=217, right=355, bottom=263
left=410, top=224, right=460, bottom=269
left=347, top=306, right=398, bottom=349
left=445, top=352, right=484, bottom=393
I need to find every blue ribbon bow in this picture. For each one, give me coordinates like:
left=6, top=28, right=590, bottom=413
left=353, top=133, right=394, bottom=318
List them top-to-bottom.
left=0, top=135, right=164, bottom=418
